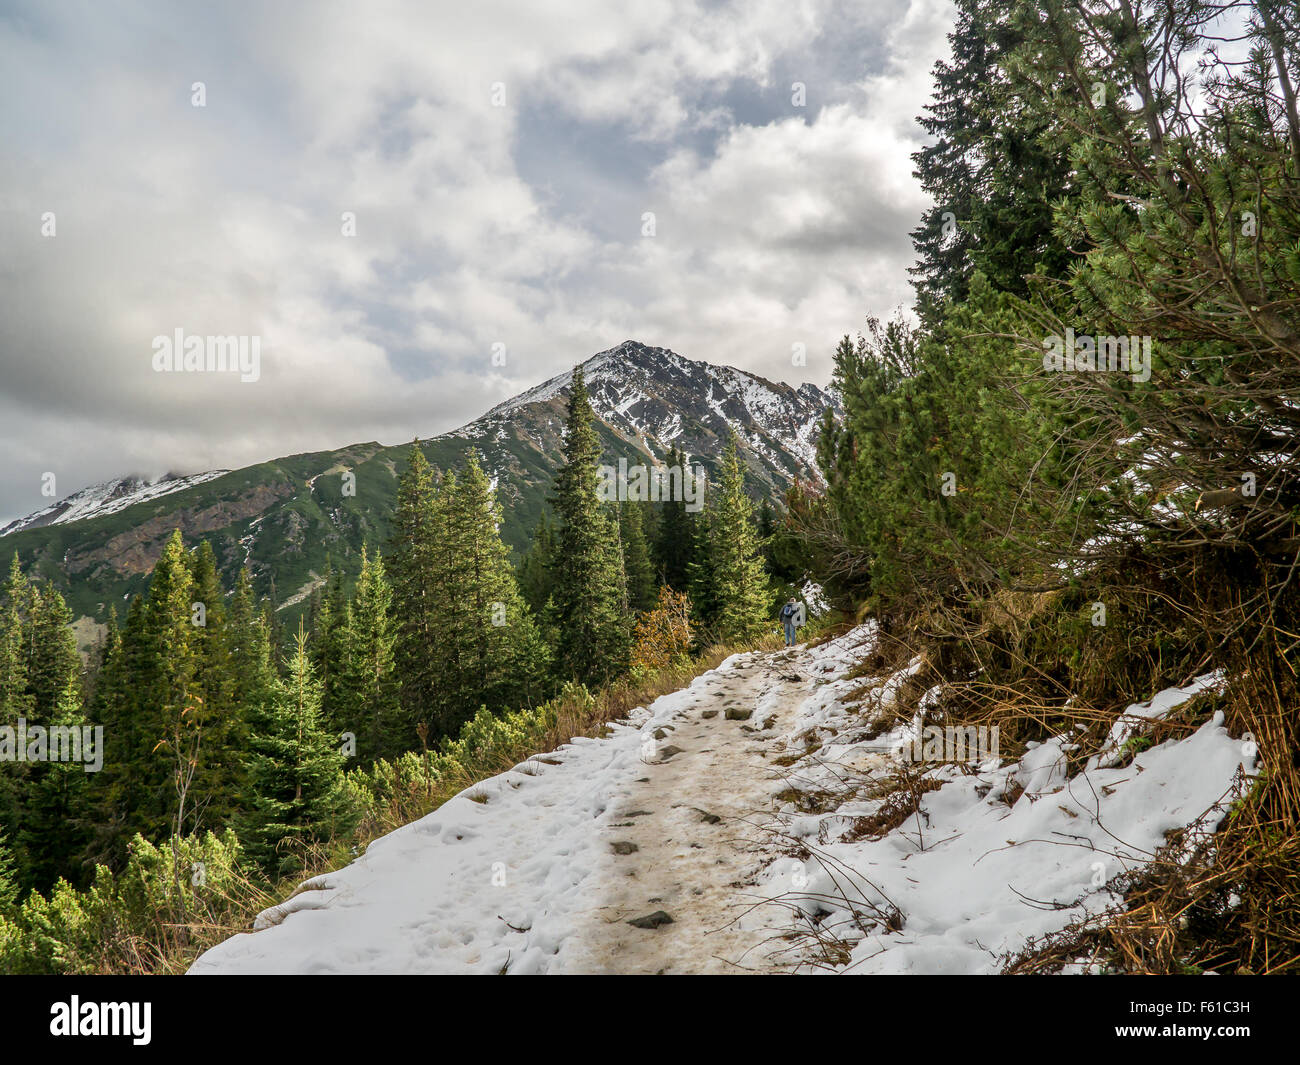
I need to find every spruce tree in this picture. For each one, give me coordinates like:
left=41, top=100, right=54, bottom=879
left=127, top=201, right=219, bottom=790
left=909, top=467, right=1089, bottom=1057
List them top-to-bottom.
left=908, top=0, right=1071, bottom=325
left=550, top=369, right=630, bottom=685
left=698, top=433, right=771, bottom=644
left=389, top=443, right=442, bottom=738
left=653, top=447, right=695, bottom=591
left=431, top=452, right=551, bottom=738
left=425, top=466, right=468, bottom=737
left=639, top=494, right=660, bottom=574
left=757, top=497, right=796, bottom=585
left=688, top=499, right=719, bottom=635
left=619, top=500, right=657, bottom=614
left=517, top=509, right=557, bottom=621
left=94, top=531, right=200, bottom=859
left=143, top=533, right=199, bottom=831
left=187, top=541, right=241, bottom=828
left=337, top=546, right=400, bottom=760
left=0, top=553, right=35, bottom=723
left=3, top=554, right=32, bottom=609
left=0, top=556, right=32, bottom=720
left=315, top=562, right=352, bottom=735
left=228, top=567, right=275, bottom=723
left=306, top=570, right=325, bottom=647
left=0, top=571, right=30, bottom=888
left=264, top=576, right=285, bottom=674
left=1, top=581, right=91, bottom=890
left=26, top=584, right=81, bottom=721
left=87, top=593, right=147, bottom=868
left=0, top=596, right=31, bottom=723
left=82, top=606, right=125, bottom=869
left=239, top=622, right=352, bottom=875
left=18, top=677, right=93, bottom=892
left=0, top=830, right=18, bottom=913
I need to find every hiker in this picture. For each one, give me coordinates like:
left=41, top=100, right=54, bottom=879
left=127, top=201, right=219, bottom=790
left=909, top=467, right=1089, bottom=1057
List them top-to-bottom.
left=780, top=596, right=802, bottom=646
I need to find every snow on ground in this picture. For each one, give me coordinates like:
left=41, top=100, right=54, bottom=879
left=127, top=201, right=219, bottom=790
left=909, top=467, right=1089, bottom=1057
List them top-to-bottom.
left=189, top=623, right=1255, bottom=975
left=763, top=648, right=1253, bottom=974
left=190, top=657, right=796, bottom=975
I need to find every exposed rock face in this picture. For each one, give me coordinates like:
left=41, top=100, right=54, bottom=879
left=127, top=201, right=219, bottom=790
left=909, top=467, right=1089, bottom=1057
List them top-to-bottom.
left=472, top=340, right=835, bottom=497
left=64, top=482, right=297, bottom=576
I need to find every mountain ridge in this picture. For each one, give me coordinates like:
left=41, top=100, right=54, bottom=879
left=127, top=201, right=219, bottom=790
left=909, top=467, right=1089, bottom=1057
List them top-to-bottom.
left=1, top=341, right=836, bottom=638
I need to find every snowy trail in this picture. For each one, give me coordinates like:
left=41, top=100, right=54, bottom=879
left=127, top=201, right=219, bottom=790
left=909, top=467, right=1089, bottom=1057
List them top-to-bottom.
left=190, top=624, right=1253, bottom=975
left=190, top=644, right=821, bottom=975
left=559, top=649, right=813, bottom=974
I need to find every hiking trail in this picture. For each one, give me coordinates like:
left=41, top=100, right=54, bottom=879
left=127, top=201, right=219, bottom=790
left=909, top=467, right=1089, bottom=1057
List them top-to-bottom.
left=561, top=647, right=815, bottom=974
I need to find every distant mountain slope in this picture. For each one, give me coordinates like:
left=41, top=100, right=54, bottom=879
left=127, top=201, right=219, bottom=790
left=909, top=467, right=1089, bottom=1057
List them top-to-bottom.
left=2, top=341, right=835, bottom=631
left=0, top=471, right=230, bottom=537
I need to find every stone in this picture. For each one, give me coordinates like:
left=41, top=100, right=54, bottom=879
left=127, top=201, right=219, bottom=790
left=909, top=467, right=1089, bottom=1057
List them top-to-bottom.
left=627, top=910, right=674, bottom=929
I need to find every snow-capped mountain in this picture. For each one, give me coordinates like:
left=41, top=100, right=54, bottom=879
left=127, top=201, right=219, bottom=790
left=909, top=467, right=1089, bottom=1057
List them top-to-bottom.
left=470, top=340, right=834, bottom=491
left=2, top=341, right=836, bottom=625
left=0, top=471, right=229, bottom=538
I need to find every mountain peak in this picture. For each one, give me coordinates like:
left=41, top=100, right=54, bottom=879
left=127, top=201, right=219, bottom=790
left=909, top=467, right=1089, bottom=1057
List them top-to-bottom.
left=578, top=339, right=683, bottom=376
left=476, top=342, right=833, bottom=482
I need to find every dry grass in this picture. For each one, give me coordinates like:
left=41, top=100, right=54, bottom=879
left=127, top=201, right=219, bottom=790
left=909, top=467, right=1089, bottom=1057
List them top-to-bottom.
left=823, top=565, right=1300, bottom=975
left=1008, top=639, right=1300, bottom=975
left=842, top=774, right=944, bottom=843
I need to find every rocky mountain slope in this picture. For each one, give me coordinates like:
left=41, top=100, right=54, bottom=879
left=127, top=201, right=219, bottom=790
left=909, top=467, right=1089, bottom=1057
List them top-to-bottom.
left=2, top=341, right=835, bottom=635
left=0, top=472, right=231, bottom=538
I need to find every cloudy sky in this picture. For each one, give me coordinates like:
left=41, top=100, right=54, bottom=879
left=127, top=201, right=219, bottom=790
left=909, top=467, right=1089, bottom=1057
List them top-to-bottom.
left=0, top=0, right=955, bottom=526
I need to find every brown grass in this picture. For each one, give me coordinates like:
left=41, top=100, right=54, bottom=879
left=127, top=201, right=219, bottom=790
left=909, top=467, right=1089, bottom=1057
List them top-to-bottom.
left=837, top=556, right=1300, bottom=975
left=843, top=775, right=944, bottom=842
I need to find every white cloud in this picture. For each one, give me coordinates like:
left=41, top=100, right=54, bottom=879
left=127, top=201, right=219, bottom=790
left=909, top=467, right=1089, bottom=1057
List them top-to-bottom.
left=0, top=0, right=956, bottom=524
